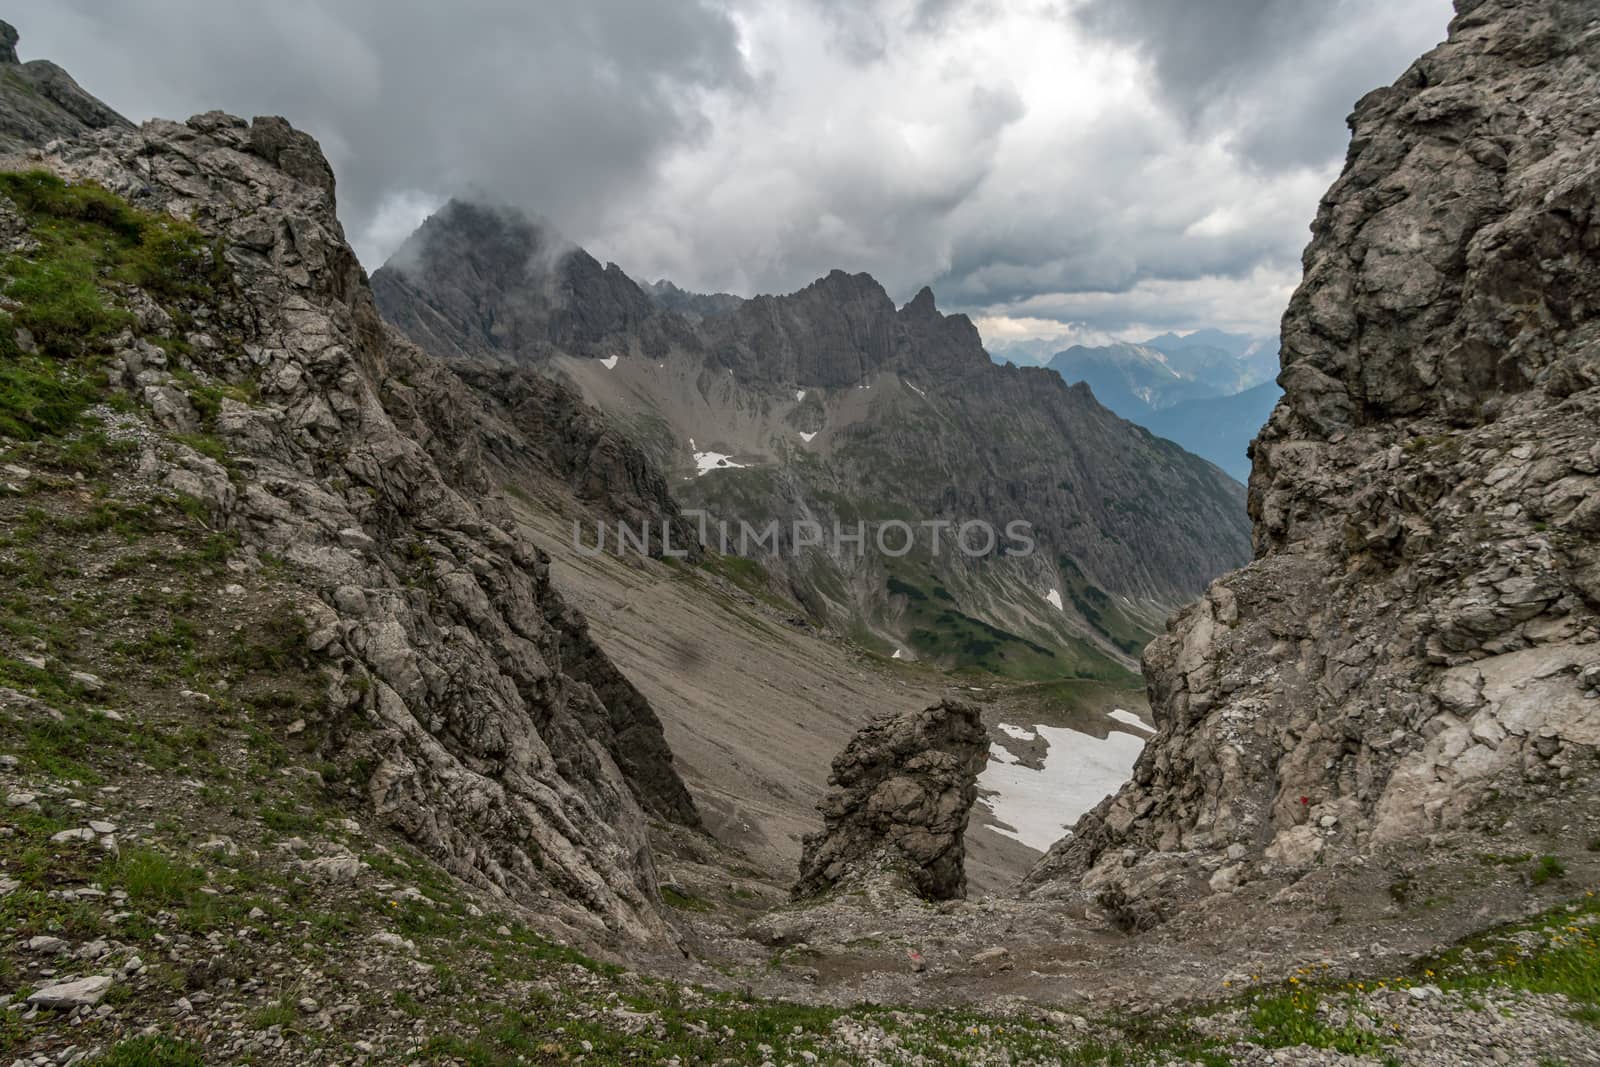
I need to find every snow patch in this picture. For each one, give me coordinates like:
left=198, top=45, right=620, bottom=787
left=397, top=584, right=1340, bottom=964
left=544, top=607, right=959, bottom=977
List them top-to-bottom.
left=599, top=354, right=619, bottom=370
left=906, top=381, right=927, bottom=398
left=796, top=389, right=807, bottom=402
left=799, top=431, right=817, bottom=443
left=693, top=451, right=746, bottom=476
left=1044, top=588, right=1063, bottom=611
left=891, top=647, right=904, bottom=659
left=1109, top=708, right=1155, bottom=734
left=998, top=723, right=1035, bottom=742
left=978, top=724, right=1146, bottom=851
left=989, top=743, right=1019, bottom=766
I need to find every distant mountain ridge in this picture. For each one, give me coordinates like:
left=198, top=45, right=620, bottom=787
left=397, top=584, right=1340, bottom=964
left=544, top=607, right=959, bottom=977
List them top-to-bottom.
left=372, top=202, right=1252, bottom=677
left=643, top=279, right=745, bottom=321
left=985, top=328, right=1282, bottom=484
left=1034, top=330, right=1279, bottom=420
left=1045, top=341, right=1214, bottom=416
left=1139, top=381, right=1281, bottom=482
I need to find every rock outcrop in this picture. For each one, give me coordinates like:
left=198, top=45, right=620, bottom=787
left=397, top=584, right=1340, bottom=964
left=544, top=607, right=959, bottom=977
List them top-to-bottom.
left=1027, top=0, right=1600, bottom=917
left=0, top=21, right=130, bottom=154
left=20, top=109, right=701, bottom=943
left=446, top=362, right=701, bottom=556
left=795, top=700, right=988, bottom=901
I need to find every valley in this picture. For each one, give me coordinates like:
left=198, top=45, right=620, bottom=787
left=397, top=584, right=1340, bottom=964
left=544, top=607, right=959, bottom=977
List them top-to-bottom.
left=1, top=2, right=1600, bottom=1065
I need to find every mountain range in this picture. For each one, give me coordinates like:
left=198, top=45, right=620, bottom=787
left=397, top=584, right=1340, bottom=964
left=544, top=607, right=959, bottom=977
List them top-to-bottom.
left=373, top=202, right=1251, bottom=679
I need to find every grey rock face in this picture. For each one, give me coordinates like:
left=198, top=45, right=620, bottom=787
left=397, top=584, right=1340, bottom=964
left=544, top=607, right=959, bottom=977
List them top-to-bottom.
left=1027, top=0, right=1600, bottom=914
left=0, top=21, right=130, bottom=154
left=34, top=111, right=698, bottom=942
left=448, top=363, right=700, bottom=558
left=795, top=700, right=988, bottom=901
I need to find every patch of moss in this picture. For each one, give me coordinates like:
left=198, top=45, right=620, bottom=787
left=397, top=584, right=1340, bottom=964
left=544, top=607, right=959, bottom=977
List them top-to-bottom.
left=0, top=170, right=228, bottom=442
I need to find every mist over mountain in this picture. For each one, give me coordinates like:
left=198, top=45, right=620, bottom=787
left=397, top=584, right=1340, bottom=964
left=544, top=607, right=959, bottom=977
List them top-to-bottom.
left=642, top=278, right=745, bottom=321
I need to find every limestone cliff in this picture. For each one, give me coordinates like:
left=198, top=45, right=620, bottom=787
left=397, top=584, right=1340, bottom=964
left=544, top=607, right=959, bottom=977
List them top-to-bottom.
left=1028, top=0, right=1600, bottom=915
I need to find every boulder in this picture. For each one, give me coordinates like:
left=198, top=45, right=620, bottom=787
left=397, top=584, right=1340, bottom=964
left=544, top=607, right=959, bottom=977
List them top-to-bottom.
left=795, top=700, right=988, bottom=901
left=28, top=975, right=112, bottom=1010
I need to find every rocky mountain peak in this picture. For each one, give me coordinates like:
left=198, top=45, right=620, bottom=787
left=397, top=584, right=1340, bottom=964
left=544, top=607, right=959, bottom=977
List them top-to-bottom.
left=0, top=21, right=130, bottom=153
left=372, top=198, right=673, bottom=363
left=390, top=199, right=554, bottom=282
left=701, top=268, right=992, bottom=386
left=893, top=284, right=988, bottom=379
left=901, top=285, right=939, bottom=317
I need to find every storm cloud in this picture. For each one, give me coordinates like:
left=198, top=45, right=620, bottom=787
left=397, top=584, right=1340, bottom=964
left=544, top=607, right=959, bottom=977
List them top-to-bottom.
left=13, top=0, right=1452, bottom=342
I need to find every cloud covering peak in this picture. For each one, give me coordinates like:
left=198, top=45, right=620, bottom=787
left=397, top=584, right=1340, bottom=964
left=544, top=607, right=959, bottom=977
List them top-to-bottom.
left=16, top=0, right=1451, bottom=340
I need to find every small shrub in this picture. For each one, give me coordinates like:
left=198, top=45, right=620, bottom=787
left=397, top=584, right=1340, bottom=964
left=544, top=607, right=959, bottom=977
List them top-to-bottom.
left=0, top=170, right=231, bottom=443
left=3, top=256, right=130, bottom=355
left=0, top=315, right=98, bottom=439
left=112, top=847, right=204, bottom=906
left=1531, top=855, right=1567, bottom=886
left=1388, top=873, right=1414, bottom=905
left=660, top=884, right=713, bottom=912
left=1249, top=991, right=1387, bottom=1056
left=91, top=1035, right=206, bottom=1067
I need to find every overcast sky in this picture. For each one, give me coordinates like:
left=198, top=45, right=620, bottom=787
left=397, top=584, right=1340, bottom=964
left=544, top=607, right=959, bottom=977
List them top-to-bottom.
left=16, top=0, right=1452, bottom=347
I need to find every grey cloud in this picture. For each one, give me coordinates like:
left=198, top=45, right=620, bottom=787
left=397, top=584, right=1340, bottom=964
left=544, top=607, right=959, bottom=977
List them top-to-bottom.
left=10, top=0, right=1452, bottom=339
left=14, top=0, right=749, bottom=265
left=812, top=0, right=891, bottom=64
left=908, top=0, right=980, bottom=33
left=1073, top=0, right=1451, bottom=171
left=1076, top=0, right=1298, bottom=123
